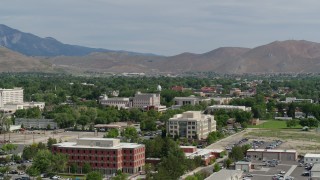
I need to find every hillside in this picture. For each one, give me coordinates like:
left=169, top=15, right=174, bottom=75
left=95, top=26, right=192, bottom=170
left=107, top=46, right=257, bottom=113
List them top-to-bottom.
left=0, top=24, right=110, bottom=57
left=44, top=40, right=320, bottom=74
left=0, top=47, right=53, bottom=72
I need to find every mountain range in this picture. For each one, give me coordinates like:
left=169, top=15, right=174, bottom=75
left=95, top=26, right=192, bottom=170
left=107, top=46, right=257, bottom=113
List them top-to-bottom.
left=1, top=24, right=320, bottom=74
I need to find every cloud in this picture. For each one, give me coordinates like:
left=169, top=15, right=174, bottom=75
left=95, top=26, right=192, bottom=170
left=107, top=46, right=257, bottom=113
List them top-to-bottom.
left=1, top=0, right=320, bottom=55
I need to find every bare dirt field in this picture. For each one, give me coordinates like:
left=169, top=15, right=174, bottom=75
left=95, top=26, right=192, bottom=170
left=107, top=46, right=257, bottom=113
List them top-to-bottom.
left=206, top=128, right=320, bottom=155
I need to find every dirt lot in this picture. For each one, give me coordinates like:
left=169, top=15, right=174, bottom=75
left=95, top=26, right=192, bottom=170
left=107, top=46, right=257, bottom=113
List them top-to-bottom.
left=206, top=128, right=320, bottom=155
left=244, top=128, right=320, bottom=154
left=0, top=130, right=104, bottom=145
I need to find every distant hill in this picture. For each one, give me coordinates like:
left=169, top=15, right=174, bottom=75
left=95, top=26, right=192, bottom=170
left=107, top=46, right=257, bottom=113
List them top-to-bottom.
left=0, top=24, right=114, bottom=57
left=2, top=24, right=320, bottom=74
left=46, top=40, right=320, bottom=74
left=0, top=47, right=53, bottom=72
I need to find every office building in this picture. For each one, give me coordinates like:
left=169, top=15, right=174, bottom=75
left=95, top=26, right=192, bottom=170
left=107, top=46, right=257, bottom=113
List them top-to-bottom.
left=0, top=88, right=23, bottom=108
left=167, top=111, right=216, bottom=140
left=52, top=138, right=145, bottom=174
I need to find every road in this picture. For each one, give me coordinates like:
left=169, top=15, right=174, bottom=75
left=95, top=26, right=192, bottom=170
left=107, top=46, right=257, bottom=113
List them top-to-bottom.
left=205, top=129, right=251, bottom=150
left=180, top=130, right=250, bottom=179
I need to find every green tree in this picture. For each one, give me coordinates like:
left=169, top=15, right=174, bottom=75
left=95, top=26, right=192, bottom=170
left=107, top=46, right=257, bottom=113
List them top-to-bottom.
left=77, top=115, right=90, bottom=130
left=286, top=119, right=299, bottom=128
left=122, top=127, right=138, bottom=142
left=104, top=129, right=119, bottom=138
left=47, top=138, right=57, bottom=149
left=1, top=143, right=17, bottom=154
left=229, top=146, right=244, bottom=161
left=31, top=150, right=52, bottom=173
left=50, top=153, right=68, bottom=173
left=225, top=158, right=233, bottom=168
left=83, top=162, right=92, bottom=174
left=70, top=163, right=78, bottom=174
left=213, top=163, right=221, bottom=172
left=26, top=166, right=40, bottom=178
left=86, top=171, right=103, bottom=180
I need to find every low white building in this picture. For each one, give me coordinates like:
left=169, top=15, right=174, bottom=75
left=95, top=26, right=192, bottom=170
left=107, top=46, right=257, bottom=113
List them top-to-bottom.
left=99, top=95, right=131, bottom=109
left=173, top=96, right=211, bottom=106
left=1, top=102, right=45, bottom=113
left=206, top=105, right=251, bottom=112
left=15, top=118, right=58, bottom=129
left=304, top=154, right=320, bottom=164
left=235, top=161, right=251, bottom=172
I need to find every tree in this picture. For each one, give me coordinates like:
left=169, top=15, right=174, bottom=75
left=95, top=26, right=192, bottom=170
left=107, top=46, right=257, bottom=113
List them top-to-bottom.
left=77, top=115, right=90, bottom=130
left=286, top=119, right=298, bottom=128
left=122, top=127, right=138, bottom=142
left=104, top=129, right=119, bottom=138
left=47, top=138, right=57, bottom=149
left=1, top=143, right=17, bottom=154
left=22, top=144, right=39, bottom=160
left=229, top=146, right=244, bottom=161
left=31, top=150, right=52, bottom=173
left=50, top=153, right=68, bottom=173
left=225, top=158, right=233, bottom=168
left=83, top=162, right=92, bottom=174
left=70, top=163, right=78, bottom=174
left=213, top=163, right=221, bottom=172
left=26, top=166, right=40, bottom=178
left=86, top=171, right=103, bottom=180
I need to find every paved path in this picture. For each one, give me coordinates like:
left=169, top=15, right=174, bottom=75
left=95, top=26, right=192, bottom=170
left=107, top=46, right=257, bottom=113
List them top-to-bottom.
left=205, top=129, right=251, bottom=149
left=284, top=165, right=297, bottom=178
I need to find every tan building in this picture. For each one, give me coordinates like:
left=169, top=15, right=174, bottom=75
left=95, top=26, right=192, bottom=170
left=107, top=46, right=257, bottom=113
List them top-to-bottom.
left=0, top=88, right=24, bottom=108
left=132, top=92, right=161, bottom=109
left=99, top=95, right=131, bottom=109
left=173, top=96, right=211, bottom=106
left=167, top=111, right=216, bottom=140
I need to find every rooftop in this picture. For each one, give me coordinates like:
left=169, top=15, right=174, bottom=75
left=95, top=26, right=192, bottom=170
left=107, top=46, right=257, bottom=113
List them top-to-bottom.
left=53, top=138, right=144, bottom=149
left=247, top=149, right=297, bottom=153
left=305, top=153, right=320, bottom=158
left=311, top=163, right=320, bottom=172
left=205, top=169, right=243, bottom=180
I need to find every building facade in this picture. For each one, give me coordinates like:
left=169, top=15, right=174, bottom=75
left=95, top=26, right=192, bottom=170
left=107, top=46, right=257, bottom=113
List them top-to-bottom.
left=0, top=88, right=23, bottom=108
left=132, top=92, right=160, bottom=109
left=99, top=95, right=131, bottom=109
left=206, top=105, right=251, bottom=113
left=167, top=111, right=216, bottom=140
left=15, top=118, right=58, bottom=129
left=52, top=138, right=145, bottom=174
left=246, top=149, right=297, bottom=161
left=304, top=154, right=320, bottom=164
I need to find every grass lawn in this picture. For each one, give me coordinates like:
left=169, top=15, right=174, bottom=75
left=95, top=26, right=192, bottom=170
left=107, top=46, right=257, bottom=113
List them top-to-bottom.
left=248, top=120, right=302, bottom=129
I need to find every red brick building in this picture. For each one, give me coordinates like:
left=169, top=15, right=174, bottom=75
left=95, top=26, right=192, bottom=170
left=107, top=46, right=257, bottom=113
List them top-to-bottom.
left=52, top=138, right=145, bottom=174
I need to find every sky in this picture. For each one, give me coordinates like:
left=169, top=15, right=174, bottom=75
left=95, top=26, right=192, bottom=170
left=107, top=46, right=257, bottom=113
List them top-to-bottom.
left=1, top=0, right=320, bottom=56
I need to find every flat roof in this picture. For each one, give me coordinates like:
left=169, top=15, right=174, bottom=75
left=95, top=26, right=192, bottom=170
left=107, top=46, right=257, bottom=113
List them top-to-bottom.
left=53, top=138, right=144, bottom=149
left=247, top=149, right=297, bottom=153
left=305, top=154, right=320, bottom=158
left=235, top=161, right=251, bottom=165
left=311, top=164, right=320, bottom=172
left=205, top=169, right=243, bottom=180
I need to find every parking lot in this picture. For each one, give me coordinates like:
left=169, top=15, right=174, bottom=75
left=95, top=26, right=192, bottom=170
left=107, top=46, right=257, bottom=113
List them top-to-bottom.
left=246, top=160, right=310, bottom=180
